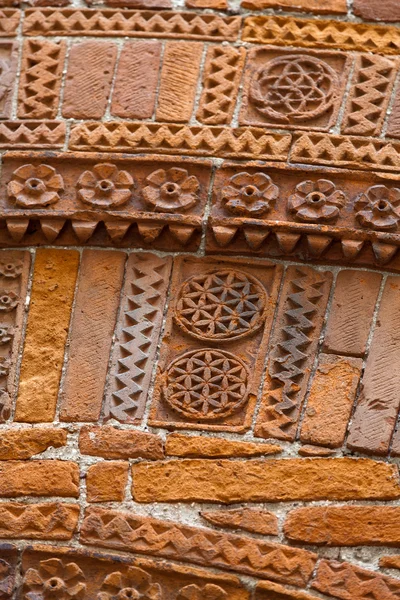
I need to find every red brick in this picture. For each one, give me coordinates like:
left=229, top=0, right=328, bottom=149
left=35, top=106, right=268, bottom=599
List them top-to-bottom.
left=186, top=0, right=227, bottom=8
left=241, top=0, right=346, bottom=12
left=353, top=0, right=400, bottom=21
left=63, top=41, right=117, bottom=119
left=111, top=41, right=161, bottom=119
left=156, top=42, right=203, bottom=123
left=59, top=250, right=126, bottom=422
left=323, top=270, right=381, bottom=357
left=347, top=276, right=400, bottom=455
left=300, top=354, right=362, bottom=448
left=79, top=426, right=164, bottom=460
left=0, top=428, right=67, bottom=459
left=166, top=433, right=281, bottom=458
left=0, top=461, right=79, bottom=497
left=86, top=462, right=128, bottom=502
left=0, top=502, right=79, bottom=539
left=201, top=507, right=278, bottom=536
left=256, top=581, right=321, bottom=600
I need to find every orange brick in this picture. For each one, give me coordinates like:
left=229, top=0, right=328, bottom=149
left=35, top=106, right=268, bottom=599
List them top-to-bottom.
left=241, top=0, right=346, bottom=12
left=80, top=426, right=164, bottom=460
left=0, top=428, right=67, bottom=459
left=166, top=433, right=281, bottom=458
left=0, top=461, right=79, bottom=497
left=86, top=462, right=128, bottom=502
left=0, top=502, right=79, bottom=539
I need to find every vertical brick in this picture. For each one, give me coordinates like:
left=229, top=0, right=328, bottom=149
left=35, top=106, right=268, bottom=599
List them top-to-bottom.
left=18, top=39, right=66, bottom=119
left=62, top=41, right=117, bottom=119
left=110, top=41, right=161, bottom=119
left=156, top=41, right=203, bottom=123
left=0, top=42, right=17, bottom=118
left=386, top=89, right=400, bottom=139
left=15, top=249, right=79, bottom=423
left=59, top=250, right=125, bottom=423
left=103, top=253, right=172, bottom=424
left=255, top=266, right=332, bottom=441
left=323, top=270, right=381, bottom=357
left=347, top=276, right=400, bottom=455
left=300, top=354, right=362, bottom=448
left=86, top=461, right=128, bottom=502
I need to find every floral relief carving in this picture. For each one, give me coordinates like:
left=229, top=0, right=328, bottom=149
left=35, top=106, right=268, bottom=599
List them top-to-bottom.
left=249, top=55, right=339, bottom=124
left=77, top=163, right=134, bottom=208
left=7, top=164, right=64, bottom=208
left=142, top=168, right=200, bottom=213
left=221, top=172, right=278, bottom=217
left=288, top=179, right=346, bottom=223
left=355, top=185, right=400, bottom=231
left=0, top=260, right=23, bottom=279
left=174, top=270, right=266, bottom=341
left=0, top=291, right=18, bottom=312
left=163, top=348, right=250, bottom=421
left=23, top=558, right=86, bottom=600
left=98, top=567, right=161, bottom=600
left=177, top=585, right=227, bottom=600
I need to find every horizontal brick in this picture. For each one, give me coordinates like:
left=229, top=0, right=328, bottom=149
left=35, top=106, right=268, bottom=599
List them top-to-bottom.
left=241, top=0, right=346, bottom=12
left=353, top=0, right=400, bottom=21
left=80, top=426, right=163, bottom=460
left=0, top=428, right=67, bottom=459
left=166, top=434, right=281, bottom=458
left=132, top=458, right=400, bottom=503
left=0, top=461, right=79, bottom=497
left=86, top=461, right=128, bottom=502
left=0, top=502, right=78, bottom=539
left=284, top=506, right=400, bottom=546
left=201, top=507, right=278, bottom=536
left=380, top=556, right=400, bottom=569
left=256, top=580, right=321, bottom=600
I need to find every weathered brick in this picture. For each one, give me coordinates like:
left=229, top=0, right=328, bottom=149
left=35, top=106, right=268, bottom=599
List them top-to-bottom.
left=186, top=0, right=227, bottom=7
left=241, top=0, right=346, bottom=12
left=353, top=0, right=400, bottom=21
left=62, top=41, right=117, bottom=119
left=111, top=41, right=161, bottom=119
left=0, top=42, right=17, bottom=119
left=156, top=42, right=203, bottom=123
left=386, top=87, right=400, bottom=139
left=15, top=249, right=80, bottom=423
left=59, top=250, right=126, bottom=422
left=323, top=270, right=381, bottom=357
left=347, top=276, right=400, bottom=455
left=300, top=354, right=362, bottom=448
left=79, top=426, right=164, bottom=460
left=0, top=428, right=66, bottom=459
left=166, top=434, right=281, bottom=458
left=298, top=445, right=335, bottom=457
left=132, top=458, right=400, bottom=503
left=0, top=461, right=79, bottom=497
left=86, top=461, right=128, bottom=502
left=0, top=502, right=78, bottom=539
left=81, top=507, right=317, bottom=586
left=201, top=508, right=278, bottom=536
left=380, top=556, right=400, bottom=569
left=312, top=559, right=400, bottom=600
left=256, top=580, right=321, bottom=600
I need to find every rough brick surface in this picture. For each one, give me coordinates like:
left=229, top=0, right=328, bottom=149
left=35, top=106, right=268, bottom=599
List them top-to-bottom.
left=241, top=0, right=346, bottom=12
left=353, top=0, right=400, bottom=21
left=79, top=426, right=164, bottom=459
left=0, top=428, right=66, bottom=459
left=166, top=434, right=281, bottom=457
left=0, top=461, right=79, bottom=497
left=86, top=461, right=128, bottom=502
left=0, top=503, right=79, bottom=539
left=201, top=508, right=279, bottom=535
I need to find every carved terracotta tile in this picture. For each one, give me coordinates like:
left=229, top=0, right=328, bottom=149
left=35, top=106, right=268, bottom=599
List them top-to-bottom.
left=149, top=255, right=283, bottom=432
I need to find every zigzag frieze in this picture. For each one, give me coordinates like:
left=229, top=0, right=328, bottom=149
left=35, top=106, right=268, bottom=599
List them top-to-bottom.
left=23, top=9, right=240, bottom=40
left=242, top=15, right=400, bottom=54
left=0, top=121, right=65, bottom=147
left=69, top=123, right=291, bottom=160
left=104, top=253, right=171, bottom=424
left=0, top=502, right=79, bottom=539
left=81, top=507, right=317, bottom=587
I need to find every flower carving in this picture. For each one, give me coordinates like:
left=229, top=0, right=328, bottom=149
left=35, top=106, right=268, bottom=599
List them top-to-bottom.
left=77, top=163, right=134, bottom=208
left=7, top=164, right=64, bottom=208
left=142, top=168, right=199, bottom=213
left=221, top=172, right=278, bottom=217
left=288, top=179, right=346, bottom=223
left=355, top=185, right=400, bottom=231
left=0, top=260, right=23, bottom=278
left=0, top=291, right=18, bottom=312
left=0, top=326, right=12, bottom=345
left=23, top=558, right=86, bottom=600
left=98, top=567, right=161, bottom=600
left=177, top=585, right=227, bottom=600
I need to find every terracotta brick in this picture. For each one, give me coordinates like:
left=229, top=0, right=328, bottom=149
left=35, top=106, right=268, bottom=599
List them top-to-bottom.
left=105, top=0, right=171, bottom=6
left=186, top=0, right=227, bottom=7
left=241, top=0, right=346, bottom=12
left=353, top=0, right=400, bottom=21
left=18, top=39, right=66, bottom=119
left=62, top=41, right=117, bottom=119
left=111, top=41, right=161, bottom=119
left=0, top=42, right=18, bottom=119
left=156, top=42, right=203, bottom=123
left=386, top=89, right=400, bottom=139
left=0, top=121, right=65, bottom=148
left=15, top=250, right=80, bottom=423
left=59, top=250, right=126, bottom=423
left=255, top=266, right=332, bottom=441
left=323, top=270, right=381, bottom=357
left=347, top=276, right=400, bottom=455
left=299, top=354, right=362, bottom=448
left=79, top=426, right=164, bottom=460
left=0, top=428, right=66, bottom=459
left=166, top=434, right=281, bottom=458
left=298, top=445, right=335, bottom=457
left=132, top=458, right=400, bottom=503
left=0, top=461, right=79, bottom=497
left=86, top=462, right=128, bottom=502
left=0, top=502, right=78, bottom=539
left=285, top=505, right=400, bottom=546
left=81, top=507, right=317, bottom=586
left=201, top=508, right=278, bottom=536
left=0, top=544, right=17, bottom=598
left=380, top=556, right=400, bottom=569
left=312, top=559, right=400, bottom=600
left=256, top=581, right=321, bottom=600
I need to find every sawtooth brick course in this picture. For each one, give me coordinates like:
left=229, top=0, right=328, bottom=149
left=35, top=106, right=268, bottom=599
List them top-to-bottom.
left=79, top=426, right=164, bottom=460
left=0, top=461, right=79, bottom=497
left=86, top=461, right=128, bottom=502
left=0, top=502, right=79, bottom=539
